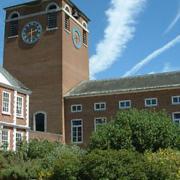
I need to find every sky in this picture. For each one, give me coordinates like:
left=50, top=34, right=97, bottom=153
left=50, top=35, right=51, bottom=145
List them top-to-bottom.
left=0, top=0, right=180, bottom=80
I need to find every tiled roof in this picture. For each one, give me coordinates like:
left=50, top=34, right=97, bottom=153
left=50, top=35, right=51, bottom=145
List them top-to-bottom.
left=0, top=66, right=31, bottom=94
left=65, top=71, right=180, bottom=97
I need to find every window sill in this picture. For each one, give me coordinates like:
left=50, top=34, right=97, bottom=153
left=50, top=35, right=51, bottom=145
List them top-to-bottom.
left=46, top=27, right=58, bottom=31
left=64, top=28, right=71, bottom=34
left=8, top=35, right=18, bottom=39
left=2, top=112, right=11, bottom=116
left=16, top=116, right=24, bottom=119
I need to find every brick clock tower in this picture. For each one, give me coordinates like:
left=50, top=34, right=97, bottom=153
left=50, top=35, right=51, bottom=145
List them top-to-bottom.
left=3, top=0, right=89, bottom=142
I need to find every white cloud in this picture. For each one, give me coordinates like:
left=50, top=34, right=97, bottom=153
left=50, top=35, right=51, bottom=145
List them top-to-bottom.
left=89, top=0, right=146, bottom=79
left=164, top=7, right=180, bottom=34
left=123, top=35, right=180, bottom=77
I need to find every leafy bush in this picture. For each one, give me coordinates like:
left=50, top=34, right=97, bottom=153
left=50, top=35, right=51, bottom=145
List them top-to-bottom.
left=90, top=109, right=179, bottom=152
left=42, top=145, right=85, bottom=180
left=80, top=149, right=147, bottom=180
left=145, top=149, right=180, bottom=180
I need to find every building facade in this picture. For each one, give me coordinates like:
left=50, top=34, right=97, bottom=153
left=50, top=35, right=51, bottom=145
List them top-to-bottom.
left=2, top=0, right=180, bottom=147
left=3, top=0, right=89, bottom=143
left=0, top=66, right=31, bottom=151
left=64, top=73, right=180, bottom=145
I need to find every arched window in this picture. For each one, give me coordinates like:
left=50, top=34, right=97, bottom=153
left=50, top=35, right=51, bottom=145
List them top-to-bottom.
left=46, top=3, right=58, bottom=29
left=64, top=4, right=71, bottom=31
left=64, top=4, right=71, bottom=14
left=8, top=12, right=20, bottom=37
left=82, top=21, right=88, bottom=45
left=33, top=112, right=47, bottom=132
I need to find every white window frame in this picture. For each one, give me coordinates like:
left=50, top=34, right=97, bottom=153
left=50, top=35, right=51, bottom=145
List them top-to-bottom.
left=2, top=91, right=11, bottom=115
left=16, top=95, right=24, bottom=118
left=172, top=96, right=180, bottom=105
left=145, top=98, right=158, bottom=107
left=119, top=100, right=131, bottom=109
left=94, top=102, right=106, bottom=111
left=71, top=104, right=82, bottom=113
left=172, top=112, right=180, bottom=124
left=94, top=117, right=107, bottom=131
left=71, top=119, right=83, bottom=144
left=2, top=129, right=10, bottom=150
left=16, top=131, right=23, bottom=148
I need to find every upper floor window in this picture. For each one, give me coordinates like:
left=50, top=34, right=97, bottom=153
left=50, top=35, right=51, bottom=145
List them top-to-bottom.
left=46, top=3, right=58, bottom=29
left=8, top=12, right=20, bottom=37
left=64, top=14, right=70, bottom=31
left=83, top=30, right=87, bottom=45
left=2, top=91, right=11, bottom=114
left=16, top=96, right=23, bottom=117
left=172, top=96, right=180, bottom=105
left=145, top=98, right=158, bottom=107
left=119, top=100, right=131, bottom=109
left=94, top=102, right=106, bottom=111
left=71, top=104, right=82, bottom=113
left=33, top=112, right=47, bottom=132
left=172, top=112, right=180, bottom=125
left=94, top=117, right=107, bottom=131
left=71, top=119, right=83, bottom=143
left=2, top=129, right=9, bottom=150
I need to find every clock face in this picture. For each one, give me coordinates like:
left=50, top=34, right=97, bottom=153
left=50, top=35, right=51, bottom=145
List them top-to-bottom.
left=21, top=21, right=42, bottom=44
left=72, top=27, right=82, bottom=49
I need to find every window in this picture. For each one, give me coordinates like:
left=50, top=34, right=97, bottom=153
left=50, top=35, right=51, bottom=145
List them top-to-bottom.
left=47, top=4, right=58, bottom=29
left=8, top=12, right=19, bottom=37
left=64, top=14, right=70, bottom=31
left=83, top=30, right=87, bottom=45
left=2, top=91, right=10, bottom=114
left=16, top=96, right=23, bottom=117
left=172, top=96, right=180, bottom=105
left=145, top=98, right=157, bottom=107
left=119, top=100, right=131, bottom=109
left=94, top=102, right=106, bottom=111
left=71, top=104, right=82, bottom=113
left=34, top=112, right=46, bottom=132
left=172, top=112, right=180, bottom=125
left=94, top=117, right=107, bottom=131
left=71, top=119, right=83, bottom=143
left=2, top=130, right=9, bottom=150
left=16, top=132, right=23, bottom=149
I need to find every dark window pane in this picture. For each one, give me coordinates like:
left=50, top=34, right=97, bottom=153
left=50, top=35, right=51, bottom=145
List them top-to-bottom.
left=47, top=13, right=57, bottom=29
left=35, top=113, right=45, bottom=132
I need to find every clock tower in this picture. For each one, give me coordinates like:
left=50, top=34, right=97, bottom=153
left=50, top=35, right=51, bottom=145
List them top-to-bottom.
left=3, top=0, right=89, bottom=142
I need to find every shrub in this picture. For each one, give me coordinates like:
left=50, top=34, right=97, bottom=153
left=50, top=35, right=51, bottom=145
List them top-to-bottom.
left=90, top=109, right=180, bottom=152
left=40, top=145, right=85, bottom=180
left=80, top=149, right=147, bottom=180
left=145, top=149, right=180, bottom=180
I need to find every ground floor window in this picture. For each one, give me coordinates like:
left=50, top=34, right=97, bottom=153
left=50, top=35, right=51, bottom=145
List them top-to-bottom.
left=34, top=112, right=47, bottom=132
left=172, top=112, right=180, bottom=125
left=94, top=117, right=107, bottom=131
left=71, top=119, right=83, bottom=143
left=2, top=129, right=9, bottom=150
left=16, top=132, right=23, bottom=149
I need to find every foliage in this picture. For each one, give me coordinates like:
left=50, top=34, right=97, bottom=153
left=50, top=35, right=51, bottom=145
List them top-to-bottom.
left=89, top=109, right=180, bottom=152
left=144, top=148, right=180, bottom=180
left=80, top=149, right=147, bottom=180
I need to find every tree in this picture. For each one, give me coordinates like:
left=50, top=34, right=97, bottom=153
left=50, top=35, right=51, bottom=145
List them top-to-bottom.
left=89, top=109, right=180, bottom=152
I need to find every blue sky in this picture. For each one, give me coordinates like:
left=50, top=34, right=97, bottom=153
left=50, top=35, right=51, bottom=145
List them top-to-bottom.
left=0, top=0, right=180, bottom=80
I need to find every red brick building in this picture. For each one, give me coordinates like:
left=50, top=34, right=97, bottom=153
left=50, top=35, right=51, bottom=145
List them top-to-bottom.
left=2, top=0, right=180, bottom=146
left=0, top=66, right=31, bottom=151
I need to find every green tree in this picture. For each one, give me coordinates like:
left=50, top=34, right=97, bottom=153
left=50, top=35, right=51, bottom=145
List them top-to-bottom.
left=90, top=109, right=180, bottom=152
left=80, top=149, right=147, bottom=180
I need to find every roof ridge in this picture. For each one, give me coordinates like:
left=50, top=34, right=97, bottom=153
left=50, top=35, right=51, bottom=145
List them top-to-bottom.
left=87, top=71, right=180, bottom=83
